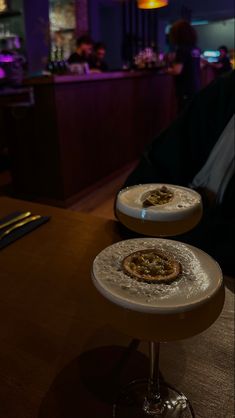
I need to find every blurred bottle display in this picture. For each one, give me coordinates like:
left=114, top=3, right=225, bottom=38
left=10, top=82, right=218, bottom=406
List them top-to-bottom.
left=49, top=0, right=76, bottom=62
left=0, top=32, right=26, bottom=86
left=47, top=45, right=68, bottom=75
left=133, top=47, right=165, bottom=69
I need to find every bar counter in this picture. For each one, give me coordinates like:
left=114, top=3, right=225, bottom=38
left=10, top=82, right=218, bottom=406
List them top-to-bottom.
left=7, top=71, right=177, bottom=206
left=0, top=87, right=33, bottom=151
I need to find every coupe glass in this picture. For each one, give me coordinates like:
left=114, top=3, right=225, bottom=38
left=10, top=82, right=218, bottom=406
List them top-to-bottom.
left=93, top=184, right=221, bottom=417
left=115, top=184, right=203, bottom=237
left=92, top=238, right=224, bottom=418
left=113, top=341, right=194, bottom=417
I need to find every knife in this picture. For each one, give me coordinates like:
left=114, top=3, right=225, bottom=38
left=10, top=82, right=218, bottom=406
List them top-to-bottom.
left=0, top=211, right=32, bottom=231
left=0, top=215, right=42, bottom=241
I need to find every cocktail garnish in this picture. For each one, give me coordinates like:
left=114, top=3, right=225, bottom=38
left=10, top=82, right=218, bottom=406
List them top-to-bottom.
left=142, top=186, right=174, bottom=207
left=122, top=249, right=181, bottom=283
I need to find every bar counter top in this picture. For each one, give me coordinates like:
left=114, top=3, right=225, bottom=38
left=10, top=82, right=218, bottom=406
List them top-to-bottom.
left=23, top=65, right=217, bottom=87
left=24, top=69, right=167, bottom=85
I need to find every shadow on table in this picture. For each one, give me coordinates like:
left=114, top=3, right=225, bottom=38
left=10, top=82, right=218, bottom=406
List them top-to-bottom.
left=38, top=340, right=189, bottom=418
left=38, top=345, right=149, bottom=418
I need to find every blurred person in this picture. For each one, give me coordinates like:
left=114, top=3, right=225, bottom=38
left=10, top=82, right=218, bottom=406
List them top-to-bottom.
left=166, top=20, right=201, bottom=111
left=164, top=33, right=176, bottom=67
left=68, top=35, right=93, bottom=66
left=90, top=42, right=108, bottom=72
left=210, top=45, right=232, bottom=75
left=120, top=70, right=235, bottom=275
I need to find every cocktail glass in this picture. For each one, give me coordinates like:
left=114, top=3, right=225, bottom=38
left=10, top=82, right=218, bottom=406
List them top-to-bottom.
left=93, top=184, right=222, bottom=416
left=115, top=184, right=203, bottom=237
left=92, top=238, right=224, bottom=418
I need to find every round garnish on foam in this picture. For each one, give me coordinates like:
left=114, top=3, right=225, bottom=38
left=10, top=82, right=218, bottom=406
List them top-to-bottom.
left=122, top=249, right=181, bottom=283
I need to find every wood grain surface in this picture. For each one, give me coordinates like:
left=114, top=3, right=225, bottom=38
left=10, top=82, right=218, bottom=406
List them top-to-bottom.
left=7, top=73, right=177, bottom=206
left=0, top=197, right=234, bottom=418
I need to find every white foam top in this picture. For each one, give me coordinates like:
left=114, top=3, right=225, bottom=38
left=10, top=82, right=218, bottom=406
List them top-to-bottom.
left=116, top=184, right=202, bottom=222
left=92, top=238, right=223, bottom=314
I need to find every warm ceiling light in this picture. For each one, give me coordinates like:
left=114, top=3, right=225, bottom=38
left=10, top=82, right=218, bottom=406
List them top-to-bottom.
left=0, top=0, right=7, bottom=13
left=137, top=0, right=168, bottom=9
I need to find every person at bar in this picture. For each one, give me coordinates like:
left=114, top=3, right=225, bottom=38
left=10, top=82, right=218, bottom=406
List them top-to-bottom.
left=166, top=19, right=201, bottom=110
left=68, top=35, right=93, bottom=67
left=90, top=42, right=108, bottom=72
left=209, top=45, right=232, bottom=75
left=121, top=70, right=235, bottom=275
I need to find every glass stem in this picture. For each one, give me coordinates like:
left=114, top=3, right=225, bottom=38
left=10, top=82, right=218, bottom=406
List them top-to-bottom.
left=147, top=341, right=161, bottom=404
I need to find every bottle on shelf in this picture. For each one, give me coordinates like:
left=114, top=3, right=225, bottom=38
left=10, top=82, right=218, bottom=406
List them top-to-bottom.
left=46, top=45, right=68, bottom=75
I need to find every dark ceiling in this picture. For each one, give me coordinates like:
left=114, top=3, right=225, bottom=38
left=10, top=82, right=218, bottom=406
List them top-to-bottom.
left=157, top=0, right=234, bottom=21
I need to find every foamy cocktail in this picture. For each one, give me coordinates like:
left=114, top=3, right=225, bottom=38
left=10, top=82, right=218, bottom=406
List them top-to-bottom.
left=115, top=184, right=203, bottom=236
left=92, top=238, right=224, bottom=417
left=92, top=238, right=224, bottom=341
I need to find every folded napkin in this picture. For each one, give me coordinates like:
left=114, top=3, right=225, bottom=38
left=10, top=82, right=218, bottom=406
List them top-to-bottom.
left=0, top=211, right=50, bottom=250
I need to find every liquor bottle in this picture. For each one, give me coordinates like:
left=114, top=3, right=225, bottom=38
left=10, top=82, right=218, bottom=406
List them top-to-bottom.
left=46, top=45, right=56, bottom=74
left=56, top=46, right=67, bottom=75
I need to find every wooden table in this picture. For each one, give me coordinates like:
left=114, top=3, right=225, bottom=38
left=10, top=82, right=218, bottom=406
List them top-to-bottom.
left=0, top=197, right=234, bottom=418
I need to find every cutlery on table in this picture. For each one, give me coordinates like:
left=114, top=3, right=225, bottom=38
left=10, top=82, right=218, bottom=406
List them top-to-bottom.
left=0, top=212, right=32, bottom=231
left=0, top=215, right=42, bottom=240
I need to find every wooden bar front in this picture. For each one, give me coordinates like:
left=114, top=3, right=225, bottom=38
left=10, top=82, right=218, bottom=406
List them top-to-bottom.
left=7, top=71, right=177, bottom=206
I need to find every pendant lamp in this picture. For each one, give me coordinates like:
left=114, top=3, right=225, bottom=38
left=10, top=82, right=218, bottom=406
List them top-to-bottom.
left=0, top=0, right=7, bottom=13
left=137, top=0, right=168, bottom=9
